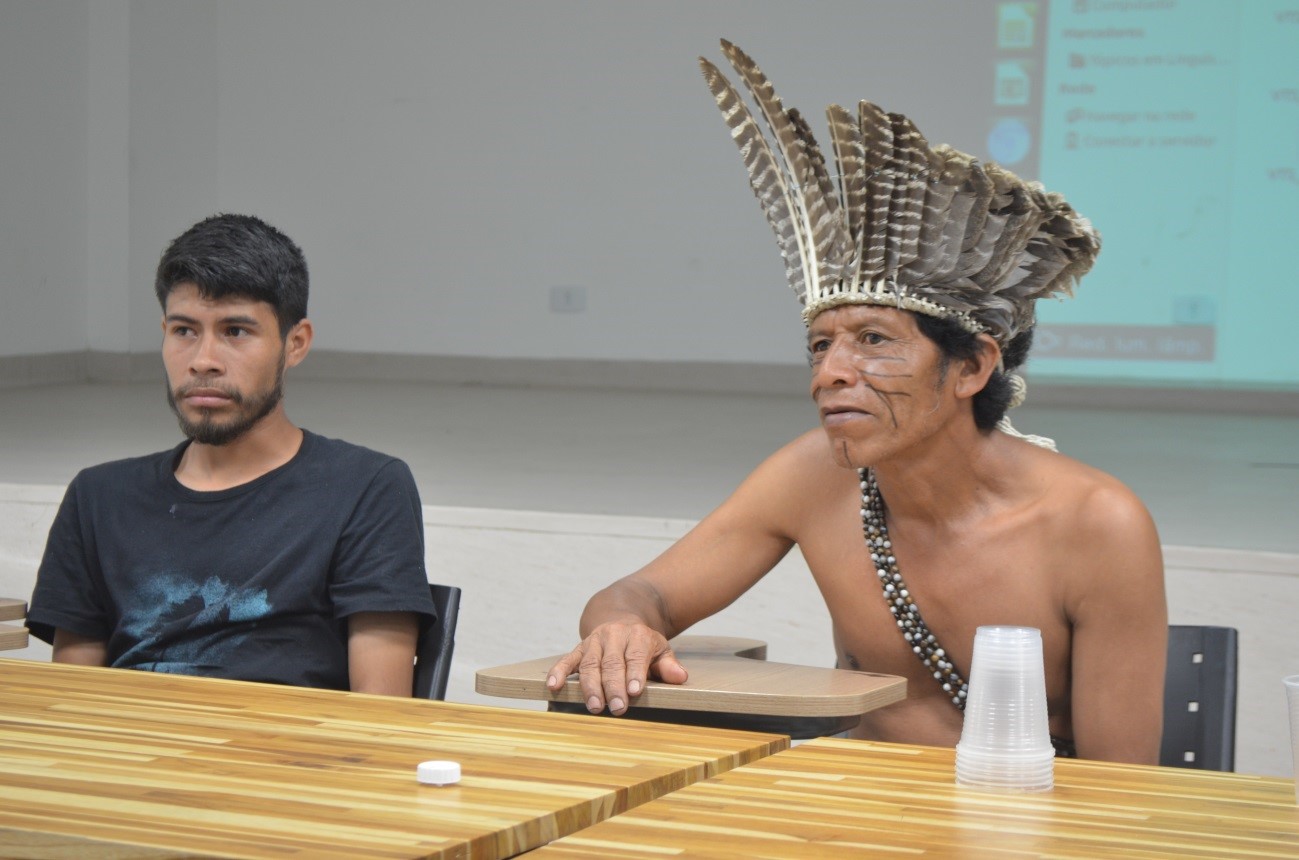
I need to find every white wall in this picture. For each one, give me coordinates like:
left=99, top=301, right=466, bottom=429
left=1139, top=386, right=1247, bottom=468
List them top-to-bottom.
left=0, top=0, right=1004, bottom=364
left=124, top=0, right=223, bottom=352
left=0, top=1, right=89, bottom=356
left=85, top=1, right=132, bottom=353
left=3, top=484, right=1296, bottom=778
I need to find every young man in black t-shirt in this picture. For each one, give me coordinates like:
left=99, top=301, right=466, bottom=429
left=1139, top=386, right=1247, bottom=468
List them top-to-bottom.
left=28, top=214, right=437, bottom=694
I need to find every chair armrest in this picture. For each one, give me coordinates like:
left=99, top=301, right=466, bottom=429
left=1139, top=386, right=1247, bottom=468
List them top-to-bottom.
left=0, top=598, right=29, bottom=651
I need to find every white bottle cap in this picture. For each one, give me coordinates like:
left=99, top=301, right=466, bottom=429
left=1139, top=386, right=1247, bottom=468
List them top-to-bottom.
left=417, top=760, right=461, bottom=786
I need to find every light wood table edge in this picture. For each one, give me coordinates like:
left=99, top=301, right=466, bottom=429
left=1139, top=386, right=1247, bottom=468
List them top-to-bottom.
left=0, top=658, right=789, bottom=860
left=527, top=738, right=1299, bottom=859
left=0, top=827, right=219, bottom=859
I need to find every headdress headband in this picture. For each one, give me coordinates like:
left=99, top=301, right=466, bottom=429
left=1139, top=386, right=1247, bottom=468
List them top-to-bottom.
left=699, top=40, right=1101, bottom=346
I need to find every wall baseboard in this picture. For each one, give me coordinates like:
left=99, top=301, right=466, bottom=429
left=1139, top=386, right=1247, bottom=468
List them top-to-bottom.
left=3, top=350, right=1297, bottom=414
left=0, top=351, right=160, bottom=388
left=0, top=352, right=89, bottom=388
left=295, top=352, right=812, bottom=397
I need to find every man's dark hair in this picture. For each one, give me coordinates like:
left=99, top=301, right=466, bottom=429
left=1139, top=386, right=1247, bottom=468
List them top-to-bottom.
left=155, top=214, right=308, bottom=336
left=915, top=313, right=1033, bottom=431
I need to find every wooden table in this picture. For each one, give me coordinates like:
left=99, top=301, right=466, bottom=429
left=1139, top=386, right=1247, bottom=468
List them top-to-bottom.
left=0, top=598, right=27, bottom=651
left=477, top=637, right=905, bottom=737
left=0, top=658, right=786, bottom=859
left=530, top=737, right=1299, bottom=859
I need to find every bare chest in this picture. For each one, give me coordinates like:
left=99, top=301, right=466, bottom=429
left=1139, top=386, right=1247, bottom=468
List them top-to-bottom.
left=793, top=489, right=1074, bottom=743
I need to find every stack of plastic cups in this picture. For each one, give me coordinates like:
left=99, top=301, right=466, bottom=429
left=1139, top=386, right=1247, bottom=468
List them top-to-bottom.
left=955, top=626, right=1054, bottom=792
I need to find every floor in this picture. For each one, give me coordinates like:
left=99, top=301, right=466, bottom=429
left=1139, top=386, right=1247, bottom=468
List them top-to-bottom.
left=1, top=378, right=1296, bottom=554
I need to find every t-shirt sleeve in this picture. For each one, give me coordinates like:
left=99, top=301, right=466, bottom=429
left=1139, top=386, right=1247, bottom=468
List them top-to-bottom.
left=328, top=459, right=437, bottom=624
left=26, top=477, right=111, bottom=645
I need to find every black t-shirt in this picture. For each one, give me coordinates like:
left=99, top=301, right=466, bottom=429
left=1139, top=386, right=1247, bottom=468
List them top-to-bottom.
left=28, top=431, right=437, bottom=690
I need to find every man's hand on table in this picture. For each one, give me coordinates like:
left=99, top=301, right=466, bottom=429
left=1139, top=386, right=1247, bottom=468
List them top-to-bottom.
left=546, top=622, right=689, bottom=715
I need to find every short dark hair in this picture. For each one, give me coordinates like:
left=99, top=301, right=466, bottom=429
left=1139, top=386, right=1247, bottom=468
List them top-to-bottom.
left=155, top=214, right=308, bottom=336
left=915, top=313, right=1033, bottom=431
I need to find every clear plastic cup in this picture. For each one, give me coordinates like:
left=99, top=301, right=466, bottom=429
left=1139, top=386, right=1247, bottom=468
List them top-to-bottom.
left=955, top=626, right=1054, bottom=792
left=1285, top=675, right=1299, bottom=804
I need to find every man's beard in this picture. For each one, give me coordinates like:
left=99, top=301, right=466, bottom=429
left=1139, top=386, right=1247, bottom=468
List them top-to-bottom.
left=166, top=360, right=285, bottom=447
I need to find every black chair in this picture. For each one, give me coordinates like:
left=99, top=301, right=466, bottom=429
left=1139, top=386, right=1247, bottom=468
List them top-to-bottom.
left=413, top=584, right=462, bottom=700
left=1160, top=625, right=1238, bottom=771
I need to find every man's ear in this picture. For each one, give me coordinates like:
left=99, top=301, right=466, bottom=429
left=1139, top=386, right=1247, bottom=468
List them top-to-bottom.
left=283, top=319, right=314, bottom=369
left=953, top=334, right=1001, bottom=400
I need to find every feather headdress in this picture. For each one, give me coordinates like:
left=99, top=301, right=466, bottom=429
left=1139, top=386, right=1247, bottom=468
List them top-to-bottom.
left=699, top=40, right=1100, bottom=346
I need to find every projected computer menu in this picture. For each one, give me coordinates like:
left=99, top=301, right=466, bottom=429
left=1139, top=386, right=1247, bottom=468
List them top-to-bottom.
left=1033, top=0, right=1299, bottom=387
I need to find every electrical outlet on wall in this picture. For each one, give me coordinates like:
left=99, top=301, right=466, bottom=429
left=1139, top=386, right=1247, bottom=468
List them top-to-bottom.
left=548, top=285, right=587, bottom=313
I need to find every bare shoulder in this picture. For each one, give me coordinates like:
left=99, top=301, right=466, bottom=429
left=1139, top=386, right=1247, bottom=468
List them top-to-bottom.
left=762, top=427, right=846, bottom=481
left=717, top=428, right=856, bottom=537
left=1019, top=445, right=1164, bottom=610
left=1033, top=448, right=1157, bottom=546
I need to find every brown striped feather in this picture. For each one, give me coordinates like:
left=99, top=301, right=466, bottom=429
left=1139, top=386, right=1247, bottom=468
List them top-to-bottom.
left=719, top=41, right=849, bottom=296
left=699, top=57, right=810, bottom=300
left=858, top=100, right=895, bottom=282
left=826, top=103, right=867, bottom=292
left=787, top=108, right=851, bottom=290
left=887, top=115, right=932, bottom=282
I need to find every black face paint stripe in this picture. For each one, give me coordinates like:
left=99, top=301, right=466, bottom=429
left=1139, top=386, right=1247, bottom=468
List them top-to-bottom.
left=863, top=379, right=913, bottom=428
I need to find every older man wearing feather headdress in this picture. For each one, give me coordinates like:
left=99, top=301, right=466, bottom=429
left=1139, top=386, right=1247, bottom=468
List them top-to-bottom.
left=547, top=41, right=1166, bottom=763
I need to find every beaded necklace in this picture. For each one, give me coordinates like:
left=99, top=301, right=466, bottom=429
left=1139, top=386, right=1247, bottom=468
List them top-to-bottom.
left=859, top=467, right=969, bottom=710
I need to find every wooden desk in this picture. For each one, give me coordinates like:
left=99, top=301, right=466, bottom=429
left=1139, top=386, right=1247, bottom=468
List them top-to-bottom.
left=0, top=598, right=27, bottom=651
left=477, top=637, right=905, bottom=735
left=0, top=658, right=785, bottom=859
left=531, top=737, right=1299, bottom=859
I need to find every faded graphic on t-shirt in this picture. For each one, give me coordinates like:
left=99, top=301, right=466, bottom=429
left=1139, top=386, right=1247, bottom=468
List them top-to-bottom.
left=115, top=574, right=272, bottom=672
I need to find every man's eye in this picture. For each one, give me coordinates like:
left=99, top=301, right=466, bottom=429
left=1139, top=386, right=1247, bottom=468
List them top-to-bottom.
left=226, top=327, right=248, bottom=338
left=861, top=332, right=885, bottom=346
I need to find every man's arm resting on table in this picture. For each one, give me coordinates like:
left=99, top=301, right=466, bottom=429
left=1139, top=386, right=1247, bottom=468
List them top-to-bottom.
left=547, top=435, right=817, bottom=715
left=1068, top=486, right=1168, bottom=764
left=348, top=611, right=419, bottom=696
left=52, top=629, right=108, bottom=666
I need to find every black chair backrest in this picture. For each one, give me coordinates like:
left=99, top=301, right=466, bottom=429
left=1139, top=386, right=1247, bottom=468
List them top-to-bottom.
left=413, top=583, right=462, bottom=700
left=1161, top=625, right=1237, bottom=771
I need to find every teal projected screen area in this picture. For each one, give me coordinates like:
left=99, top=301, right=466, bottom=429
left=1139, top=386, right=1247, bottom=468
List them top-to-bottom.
left=1019, top=0, right=1299, bottom=388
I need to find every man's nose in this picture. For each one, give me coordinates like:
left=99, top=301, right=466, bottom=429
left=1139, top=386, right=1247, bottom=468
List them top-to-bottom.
left=190, top=333, right=224, bottom=374
left=811, top=340, right=859, bottom=390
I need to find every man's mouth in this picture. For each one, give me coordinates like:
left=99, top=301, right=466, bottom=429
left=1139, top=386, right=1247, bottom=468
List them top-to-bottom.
left=179, top=386, right=237, bottom=409
left=819, top=405, right=872, bottom=426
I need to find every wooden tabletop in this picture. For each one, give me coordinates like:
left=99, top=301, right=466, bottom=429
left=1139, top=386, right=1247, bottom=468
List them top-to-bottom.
left=476, top=636, right=905, bottom=718
left=0, top=658, right=786, bottom=860
left=530, top=737, right=1299, bottom=859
